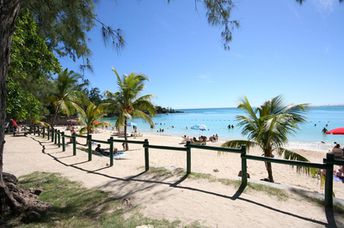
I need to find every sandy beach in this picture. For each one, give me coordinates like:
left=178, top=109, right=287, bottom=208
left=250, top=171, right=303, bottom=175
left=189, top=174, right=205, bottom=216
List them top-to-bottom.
left=4, top=130, right=344, bottom=227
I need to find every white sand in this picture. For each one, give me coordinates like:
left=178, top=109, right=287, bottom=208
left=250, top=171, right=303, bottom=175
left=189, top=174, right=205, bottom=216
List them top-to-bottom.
left=4, top=130, right=344, bottom=227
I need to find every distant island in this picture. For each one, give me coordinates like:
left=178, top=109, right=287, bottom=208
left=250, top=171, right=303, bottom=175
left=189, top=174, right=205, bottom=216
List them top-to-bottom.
left=155, top=106, right=183, bottom=114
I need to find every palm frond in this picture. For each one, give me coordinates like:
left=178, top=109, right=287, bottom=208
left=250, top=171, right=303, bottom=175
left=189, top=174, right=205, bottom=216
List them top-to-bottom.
left=108, top=70, right=154, bottom=130
left=237, top=97, right=258, bottom=121
left=133, top=99, right=156, bottom=116
left=132, top=110, right=154, bottom=128
left=79, top=127, right=87, bottom=135
left=221, top=140, right=256, bottom=151
left=277, top=148, right=318, bottom=176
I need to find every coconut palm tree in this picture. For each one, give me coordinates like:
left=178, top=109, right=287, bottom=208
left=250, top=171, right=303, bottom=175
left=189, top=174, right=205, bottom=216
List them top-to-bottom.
left=48, top=69, right=84, bottom=126
left=105, top=69, right=155, bottom=150
left=222, top=96, right=310, bottom=182
left=75, top=101, right=109, bottom=136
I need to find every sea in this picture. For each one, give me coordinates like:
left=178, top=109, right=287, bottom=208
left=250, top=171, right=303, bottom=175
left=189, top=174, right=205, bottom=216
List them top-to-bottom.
left=102, top=106, right=344, bottom=152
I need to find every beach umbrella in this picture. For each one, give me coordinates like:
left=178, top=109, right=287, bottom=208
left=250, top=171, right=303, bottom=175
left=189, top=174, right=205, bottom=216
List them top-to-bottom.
left=191, top=124, right=208, bottom=131
left=326, top=127, right=344, bottom=135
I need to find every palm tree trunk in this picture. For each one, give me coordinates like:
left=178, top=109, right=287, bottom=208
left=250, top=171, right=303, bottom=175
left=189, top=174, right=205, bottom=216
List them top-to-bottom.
left=0, top=0, right=21, bottom=214
left=52, top=105, right=60, bottom=127
left=124, top=118, right=128, bottom=151
left=264, top=150, right=274, bottom=182
left=266, top=161, right=274, bottom=182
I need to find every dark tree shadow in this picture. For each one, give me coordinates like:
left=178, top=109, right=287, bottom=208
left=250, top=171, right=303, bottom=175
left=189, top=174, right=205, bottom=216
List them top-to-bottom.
left=32, top=137, right=333, bottom=227
left=170, top=173, right=189, bottom=187
left=289, top=188, right=344, bottom=227
left=325, top=207, right=337, bottom=228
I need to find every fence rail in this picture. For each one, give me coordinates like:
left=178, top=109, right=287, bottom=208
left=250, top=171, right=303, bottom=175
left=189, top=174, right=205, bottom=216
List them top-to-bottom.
left=29, top=125, right=342, bottom=208
left=110, top=138, right=145, bottom=144
left=92, top=139, right=110, bottom=144
left=146, top=144, right=187, bottom=151
left=189, top=144, right=242, bottom=153
left=244, top=154, right=326, bottom=169
left=333, top=158, right=344, bottom=166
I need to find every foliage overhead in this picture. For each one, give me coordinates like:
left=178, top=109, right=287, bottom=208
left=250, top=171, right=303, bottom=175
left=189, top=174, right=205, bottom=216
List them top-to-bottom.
left=7, top=11, right=61, bottom=121
left=47, top=69, right=85, bottom=125
left=87, top=87, right=103, bottom=105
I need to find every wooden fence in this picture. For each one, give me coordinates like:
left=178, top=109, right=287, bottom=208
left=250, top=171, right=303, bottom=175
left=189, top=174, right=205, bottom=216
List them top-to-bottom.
left=29, top=125, right=344, bottom=208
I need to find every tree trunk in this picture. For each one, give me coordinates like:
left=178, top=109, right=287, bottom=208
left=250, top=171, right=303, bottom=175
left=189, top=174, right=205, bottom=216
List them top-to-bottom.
left=0, top=0, right=21, bottom=214
left=51, top=105, right=60, bottom=128
left=124, top=118, right=128, bottom=151
left=264, top=150, right=274, bottom=182
left=265, top=161, right=274, bottom=182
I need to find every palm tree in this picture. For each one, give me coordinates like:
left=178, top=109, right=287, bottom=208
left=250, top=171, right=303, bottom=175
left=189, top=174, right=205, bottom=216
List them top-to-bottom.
left=48, top=69, right=83, bottom=126
left=105, top=69, right=155, bottom=150
left=222, top=96, right=310, bottom=182
left=75, top=101, right=109, bottom=136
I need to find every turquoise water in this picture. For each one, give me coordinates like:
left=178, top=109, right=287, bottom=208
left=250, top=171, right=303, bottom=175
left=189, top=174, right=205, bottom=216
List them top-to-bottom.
left=103, top=106, right=344, bottom=145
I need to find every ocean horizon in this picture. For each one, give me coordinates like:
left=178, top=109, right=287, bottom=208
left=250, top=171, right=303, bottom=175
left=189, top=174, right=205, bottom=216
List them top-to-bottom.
left=103, top=105, right=344, bottom=152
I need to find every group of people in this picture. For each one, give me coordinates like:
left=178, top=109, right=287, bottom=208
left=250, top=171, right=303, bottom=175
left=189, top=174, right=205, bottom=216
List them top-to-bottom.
left=227, top=124, right=234, bottom=129
left=157, top=128, right=165, bottom=133
left=181, top=134, right=219, bottom=144
left=209, top=134, right=219, bottom=142
left=95, top=142, right=126, bottom=158
left=331, top=143, right=344, bottom=180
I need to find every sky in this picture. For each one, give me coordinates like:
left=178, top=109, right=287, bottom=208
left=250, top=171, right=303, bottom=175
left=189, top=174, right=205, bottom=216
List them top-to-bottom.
left=59, top=0, right=344, bottom=109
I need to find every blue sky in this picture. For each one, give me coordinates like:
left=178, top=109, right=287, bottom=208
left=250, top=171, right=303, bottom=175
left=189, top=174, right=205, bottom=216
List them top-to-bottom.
left=59, top=0, right=344, bottom=109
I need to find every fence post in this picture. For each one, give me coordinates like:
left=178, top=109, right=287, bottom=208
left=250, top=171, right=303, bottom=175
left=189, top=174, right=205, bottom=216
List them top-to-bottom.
left=33, top=125, right=36, bottom=135
left=37, top=126, right=41, bottom=136
left=42, top=127, right=45, bottom=138
left=47, top=127, right=50, bottom=140
left=51, top=128, right=54, bottom=142
left=54, top=129, right=57, bottom=144
left=58, top=130, right=61, bottom=147
left=61, top=132, right=65, bottom=151
left=72, top=133, right=76, bottom=156
left=87, top=134, right=92, bottom=161
left=108, top=137, right=114, bottom=166
left=144, top=139, right=149, bottom=171
left=186, top=141, right=191, bottom=174
left=241, top=145, right=248, bottom=187
left=324, top=153, right=334, bottom=208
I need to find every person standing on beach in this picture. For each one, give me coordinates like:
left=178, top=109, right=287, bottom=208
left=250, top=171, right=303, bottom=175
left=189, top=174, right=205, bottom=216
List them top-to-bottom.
left=10, top=119, right=18, bottom=136
left=331, top=144, right=344, bottom=158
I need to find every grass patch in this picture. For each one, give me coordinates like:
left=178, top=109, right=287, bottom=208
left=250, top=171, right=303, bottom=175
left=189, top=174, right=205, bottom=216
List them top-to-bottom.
left=147, top=167, right=289, bottom=201
left=147, top=167, right=184, bottom=177
left=12, top=172, right=201, bottom=227
left=189, top=172, right=288, bottom=200
left=246, top=183, right=289, bottom=201
left=290, top=188, right=344, bottom=215
left=306, top=197, right=344, bottom=215
left=334, top=204, right=344, bottom=215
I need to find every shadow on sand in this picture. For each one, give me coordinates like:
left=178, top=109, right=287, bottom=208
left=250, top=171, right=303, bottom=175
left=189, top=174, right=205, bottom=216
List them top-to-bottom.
left=30, top=136, right=337, bottom=227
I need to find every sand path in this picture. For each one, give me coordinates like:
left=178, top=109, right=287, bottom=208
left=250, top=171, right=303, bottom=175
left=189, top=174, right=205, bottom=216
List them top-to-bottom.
left=4, top=134, right=344, bottom=227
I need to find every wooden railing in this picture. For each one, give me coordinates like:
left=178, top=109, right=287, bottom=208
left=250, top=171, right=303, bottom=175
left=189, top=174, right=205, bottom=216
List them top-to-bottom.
left=29, top=125, right=344, bottom=208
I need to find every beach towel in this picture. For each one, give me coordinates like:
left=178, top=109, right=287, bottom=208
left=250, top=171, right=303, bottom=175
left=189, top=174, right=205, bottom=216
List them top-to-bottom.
left=114, top=151, right=126, bottom=159
left=334, top=175, right=344, bottom=183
